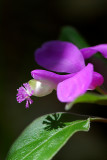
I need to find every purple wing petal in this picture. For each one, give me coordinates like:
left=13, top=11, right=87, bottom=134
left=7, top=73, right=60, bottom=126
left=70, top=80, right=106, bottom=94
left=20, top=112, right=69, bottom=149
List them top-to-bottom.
left=35, top=41, right=85, bottom=73
left=80, top=44, right=107, bottom=59
left=57, top=63, right=93, bottom=102
left=31, top=69, right=75, bottom=89
left=89, top=72, right=104, bottom=90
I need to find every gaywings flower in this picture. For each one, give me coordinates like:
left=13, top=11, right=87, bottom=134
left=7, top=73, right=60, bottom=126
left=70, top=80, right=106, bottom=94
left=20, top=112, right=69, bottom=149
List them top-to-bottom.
left=17, top=41, right=107, bottom=107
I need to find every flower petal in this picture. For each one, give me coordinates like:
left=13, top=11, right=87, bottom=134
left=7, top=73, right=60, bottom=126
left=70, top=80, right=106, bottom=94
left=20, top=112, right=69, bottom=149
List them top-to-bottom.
left=35, top=41, right=85, bottom=73
left=80, top=44, right=107, bottom=59
left=57, top=63, right=93, bottom=102
left=31, top=69, right=75, bottom=89
left=89, top=72, right=104, bottom=90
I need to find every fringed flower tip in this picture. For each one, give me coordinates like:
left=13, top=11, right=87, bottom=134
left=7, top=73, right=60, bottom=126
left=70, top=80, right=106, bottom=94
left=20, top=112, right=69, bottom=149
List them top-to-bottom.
left=16, top=83, right=34, bottom=108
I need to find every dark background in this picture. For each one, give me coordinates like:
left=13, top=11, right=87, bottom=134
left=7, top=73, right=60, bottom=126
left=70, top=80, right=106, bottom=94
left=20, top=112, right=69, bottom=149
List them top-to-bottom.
left=0, top=0, right=107, bottom=159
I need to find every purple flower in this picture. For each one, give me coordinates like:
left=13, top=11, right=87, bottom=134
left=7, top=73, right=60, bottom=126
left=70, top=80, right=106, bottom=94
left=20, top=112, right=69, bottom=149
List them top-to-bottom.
left=16, top=40, right=107, bottom=107
left=33, top=40, right=107, bottom=102
left=16, top=83, right=34, bottom=108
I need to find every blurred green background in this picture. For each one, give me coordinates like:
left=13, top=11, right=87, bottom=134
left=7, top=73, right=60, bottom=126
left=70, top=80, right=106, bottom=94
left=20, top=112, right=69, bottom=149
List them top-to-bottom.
left=0, top=0, right=107, bottom=159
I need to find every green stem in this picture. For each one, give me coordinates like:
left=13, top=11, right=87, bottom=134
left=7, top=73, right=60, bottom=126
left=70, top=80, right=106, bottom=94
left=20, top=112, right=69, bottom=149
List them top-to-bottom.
left=96, top=87, right=107, bottom=95
left=90, top=117, right=107, bottom=123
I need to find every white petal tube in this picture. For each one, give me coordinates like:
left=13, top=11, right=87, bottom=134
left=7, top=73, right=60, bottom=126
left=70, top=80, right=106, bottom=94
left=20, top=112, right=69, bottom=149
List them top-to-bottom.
left=29, top=79, right=55, bottom=97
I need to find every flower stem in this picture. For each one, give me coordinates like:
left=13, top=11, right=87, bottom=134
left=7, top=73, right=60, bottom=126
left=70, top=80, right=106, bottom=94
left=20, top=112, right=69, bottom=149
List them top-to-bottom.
left=96, top=86, right=107, bottom=95
left=90, top=117, right=107, bottom=123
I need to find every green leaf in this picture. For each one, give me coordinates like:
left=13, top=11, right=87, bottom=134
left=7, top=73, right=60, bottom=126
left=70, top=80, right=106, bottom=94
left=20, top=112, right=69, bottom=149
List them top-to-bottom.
left=59, top=26, right=89, bottom=49
left=65, top=93, right=107, bottom=110
left=6, top=113, right=91, bottom=160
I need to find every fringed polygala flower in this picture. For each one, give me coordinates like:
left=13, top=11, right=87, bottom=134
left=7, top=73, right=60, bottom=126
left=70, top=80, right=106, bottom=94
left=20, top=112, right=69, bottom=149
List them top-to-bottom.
left=16, top=41, right=107, bottom=108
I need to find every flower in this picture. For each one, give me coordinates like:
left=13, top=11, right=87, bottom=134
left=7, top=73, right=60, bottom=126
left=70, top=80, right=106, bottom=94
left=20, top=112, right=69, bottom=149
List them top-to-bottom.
left=16, top=40, right=107, bottom=107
